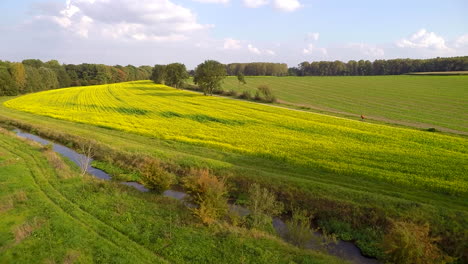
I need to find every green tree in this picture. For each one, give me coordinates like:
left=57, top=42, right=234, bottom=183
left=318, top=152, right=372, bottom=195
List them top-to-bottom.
left=193, top=60, right=227, bottom=95
left=9, top=63, right=26, bottom=93
left=165, top=63, right=188, bottom=88
left=151, top=65, right=166, bottom=84
left=0, top=67, right=19, bottom=96
left=39, top=67, right=59, bottom=90
left=236, top=72, right=246, bottom=88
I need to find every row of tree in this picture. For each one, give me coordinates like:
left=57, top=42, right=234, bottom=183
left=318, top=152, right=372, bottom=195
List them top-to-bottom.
left=290, top=56, right=468, bottom=76
left=0, top=59, right=152, bottom=96
left=226, top=63, right=289, bottom=76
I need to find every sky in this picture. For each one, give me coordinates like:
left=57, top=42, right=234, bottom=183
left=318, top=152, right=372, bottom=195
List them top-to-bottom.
left=0, top=0, right=467, bottom=68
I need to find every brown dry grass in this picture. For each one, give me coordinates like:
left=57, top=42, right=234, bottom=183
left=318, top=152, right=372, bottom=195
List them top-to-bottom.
left=14, top=217, right=44, bottom=243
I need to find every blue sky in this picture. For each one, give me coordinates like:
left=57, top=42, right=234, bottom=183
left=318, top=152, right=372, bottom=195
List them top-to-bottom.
left=1, top=0, right=467, bottom=68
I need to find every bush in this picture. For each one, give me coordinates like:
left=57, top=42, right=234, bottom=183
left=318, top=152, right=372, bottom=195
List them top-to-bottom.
left=257, top=84, right=276, bottom=103
left=223, top=89, right=238, bottom=97
left=238, top=90, right=252, bottom=100
left=139, top=158, right=175, bottom=193
left=182, top=169, right=228, bottom=225
left=246, top=183, right=283, bottom=231
left=286, top=208, right=314, bottom=248
left=382, top=221, right=452, bottom=264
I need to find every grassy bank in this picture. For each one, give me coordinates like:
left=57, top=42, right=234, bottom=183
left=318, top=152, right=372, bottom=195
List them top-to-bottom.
left=0, top=128, right=343, bottom=263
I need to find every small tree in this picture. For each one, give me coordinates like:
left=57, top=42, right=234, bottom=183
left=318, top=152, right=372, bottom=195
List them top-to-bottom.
left=193, top=60, right=227, bottom=96
left=165, top=63, right=188, bottom=88
left=150, top=64, right=166, bottom=84
left=237, top=72, right=246, bottom=88
left=78, top=142, right=94, bottom=177
left=139, top=159, right=175, bottom=193
left=182, top=169, right=228, bottom=225
left=246, top=183, right=283, bottom=231
left=286, top=208, right=314, bottom=248
left=383, top=221, right=452, bottom=264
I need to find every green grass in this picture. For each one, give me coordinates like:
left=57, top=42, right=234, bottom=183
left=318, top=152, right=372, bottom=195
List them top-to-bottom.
left=220, top=75, right=468, bottom=134
left=1, top=80, right=467, bottom=260
left=0, top=129, right=343, bottom=264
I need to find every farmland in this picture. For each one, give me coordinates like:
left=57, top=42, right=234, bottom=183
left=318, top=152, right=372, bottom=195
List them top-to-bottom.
left=220, top=75, right=468, bottom=134
left=1, top=80, right=468, bottom=260
left=0, top=128, right=342, bottom=264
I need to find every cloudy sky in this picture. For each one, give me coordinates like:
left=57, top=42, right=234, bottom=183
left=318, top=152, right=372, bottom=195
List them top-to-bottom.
left=1, top=0, right=467, bottom=68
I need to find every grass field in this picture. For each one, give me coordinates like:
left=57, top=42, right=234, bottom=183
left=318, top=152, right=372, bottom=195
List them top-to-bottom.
left=220, top=75, right=468, bottom=134
left=1, top=80, right=467, bottom=260
left=0, top=128, right=342, bottom=263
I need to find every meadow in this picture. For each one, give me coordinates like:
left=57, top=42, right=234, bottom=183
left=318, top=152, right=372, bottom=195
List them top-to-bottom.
left=220, top=75, right=468, bottom=134
left=1, top=80, right=467, bottom=260
left=0, top=128, right=342, bottom=263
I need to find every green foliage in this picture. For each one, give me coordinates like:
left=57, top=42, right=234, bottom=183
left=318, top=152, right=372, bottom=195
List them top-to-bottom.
left=194, top=60, right=227, bottom=95
left=165, top=63, right=188, bottom=88
left=151, top=64, right=166, bottom=84
left=0, top=67, right=18, bottom=96
left=237, top=72, right=246, bottom=85
left=257, top=84, right=276, bottom=103
left=238, top=90, right=252, bottom=100
left=138, top=158, right=175, bottom=193
left=182, top=169, right=228, bottom=225
left=246, top=183, right=283, bottom=231
left=286, top=208, right=314, bottom=248
left=383, top=221, right=452, bottom=264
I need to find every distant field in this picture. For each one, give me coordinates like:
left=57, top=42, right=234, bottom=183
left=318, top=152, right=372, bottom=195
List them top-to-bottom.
left=407, top=71, right=468, bottom=75
left=221, top=75, right=468, bottom=133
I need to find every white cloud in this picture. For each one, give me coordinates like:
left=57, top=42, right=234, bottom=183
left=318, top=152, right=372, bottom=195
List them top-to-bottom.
left=39, top=0, right=209, bottom=41
left=193, top=0, right=229, bottom=3
left=243, top=0, right=269, bottom=8
left=273, top=0, right=302, bottom=12
left=396, top=29, right=450, bottom=51
left=305, top=32, right=319, bottom=41
left=455, top=34, right=468, bottom=48
left=223, top=38, right=242, bottom=50
left=348, top=43, right=384, bottom=57
left=247, top=44, right=261, bottom=54
left=303, top=44, right=327, bottom=55
left=265, top=49, right=276, bottom=55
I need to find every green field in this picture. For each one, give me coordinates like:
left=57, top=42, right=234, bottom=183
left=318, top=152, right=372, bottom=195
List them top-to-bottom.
left=220, top=75, right=468, bottom=134
left=1, top=80, right=467, bottom=260
left=0, top=128, right=342, bottom=263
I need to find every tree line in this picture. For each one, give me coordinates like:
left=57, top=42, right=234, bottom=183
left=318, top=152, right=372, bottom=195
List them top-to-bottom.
left=290, top=56, right=468, bottom=76
left=0, top=59, right=152, bottom=96
left=226, top=63, right=289, bottom=76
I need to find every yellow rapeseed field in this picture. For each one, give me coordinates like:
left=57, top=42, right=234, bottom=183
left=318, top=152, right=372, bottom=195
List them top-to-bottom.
left=5, top=81, right=467, bottom=195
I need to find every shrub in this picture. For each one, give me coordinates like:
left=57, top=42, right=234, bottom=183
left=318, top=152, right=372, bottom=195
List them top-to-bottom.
left=257, top=84, right=276, bottom=103
left=223, top=89, right=238, bottom=97
left=238, top=90, right=252, bottom=100
left=139, top=158, right=175, bottom=193
left=182, top=169, right=228, bottom=225
left=246, top=183, right=283, bottom=231
left=286, top=208, right=314, bottom=248
left=382, top=221, right=452, bottom=264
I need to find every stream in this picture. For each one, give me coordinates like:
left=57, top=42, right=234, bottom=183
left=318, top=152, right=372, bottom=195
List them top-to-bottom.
left=14, top=128, right=379, bottom=264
